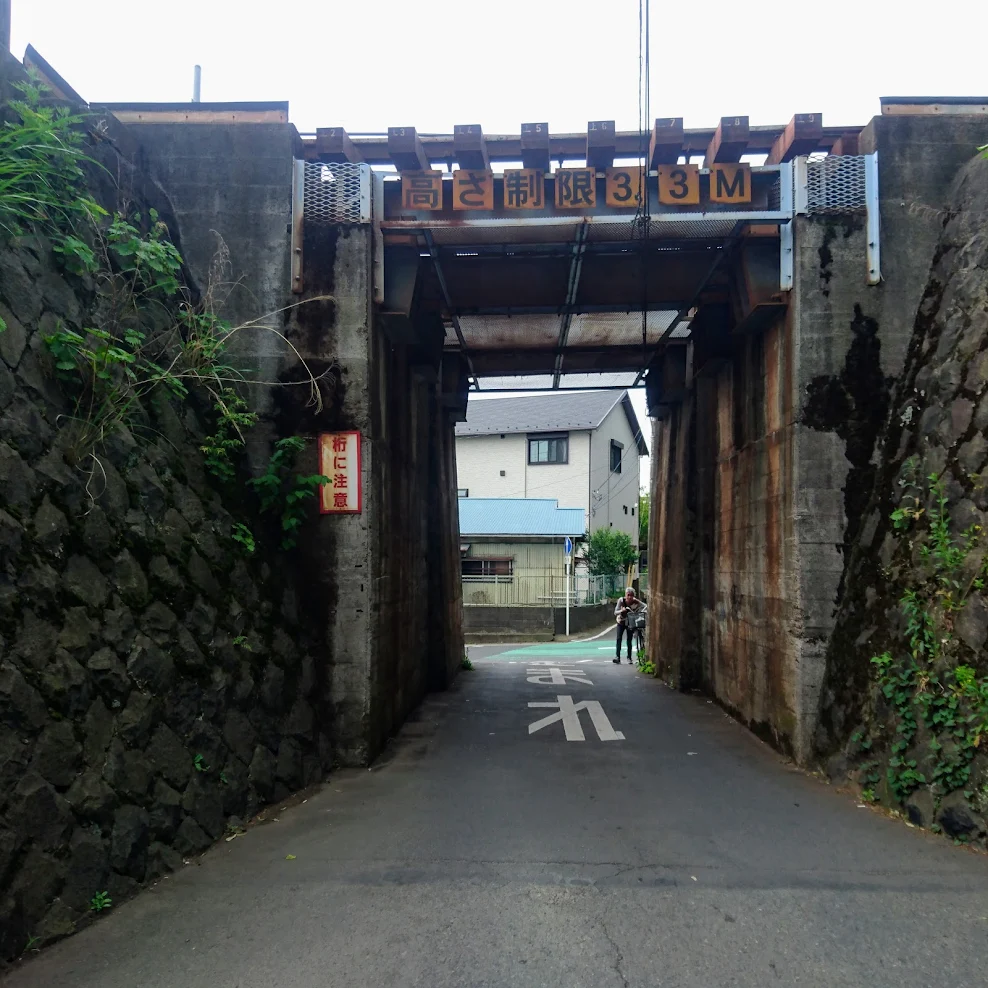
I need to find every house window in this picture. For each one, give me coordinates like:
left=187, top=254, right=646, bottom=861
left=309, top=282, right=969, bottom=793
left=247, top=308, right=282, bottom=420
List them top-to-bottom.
left=528, top=433, right=568, bottom=465
left=610, top=440, right=623, bottom=474
left=457, top=488, right=469, bottom=498
left=461, top=558, right=513, bottom=581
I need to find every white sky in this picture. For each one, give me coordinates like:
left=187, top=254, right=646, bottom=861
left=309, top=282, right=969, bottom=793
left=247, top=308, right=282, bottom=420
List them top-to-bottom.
left=12, top=0, right=982, bottom=486
left=12, top=0, right=985, bottom=135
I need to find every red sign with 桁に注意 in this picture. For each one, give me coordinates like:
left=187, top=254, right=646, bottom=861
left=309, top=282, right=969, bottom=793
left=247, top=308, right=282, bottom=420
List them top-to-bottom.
left=319, top=431, right=361, bottom=514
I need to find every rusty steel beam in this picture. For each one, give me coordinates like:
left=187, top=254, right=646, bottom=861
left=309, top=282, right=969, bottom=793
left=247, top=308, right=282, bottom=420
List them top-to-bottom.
left=766, top=113, right=824, bottom=164
left=705, top=116, right=750, bottom=165
left=648, top=117, right=684, bottom=167
left=587, top=120, right=617, bottom=170
left=301, top=122, right=856, bottom=166
left=521, top=122, right=551, bottom=171
left=453, top=124, right=489, bottom=170
left=388, top=126, right=431, bottom=171
left=314, top=127, right=363, bottom=162
left=830, top=131, right=860, bottom=156
left=553, top=223, right=590, bottom=387
left=631, top=227, right=745, bottom=386
left=423, top=230, right=478, bottom=388
left=451, top=302, right=689, bottom=316
left=468, top=344, right=657, bottom=375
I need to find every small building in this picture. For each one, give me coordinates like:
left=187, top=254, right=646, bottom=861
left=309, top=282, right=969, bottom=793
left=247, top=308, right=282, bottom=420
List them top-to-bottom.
left=455, top=390, right=648, bottom=549
left=458, top=498, right=584, bottom=606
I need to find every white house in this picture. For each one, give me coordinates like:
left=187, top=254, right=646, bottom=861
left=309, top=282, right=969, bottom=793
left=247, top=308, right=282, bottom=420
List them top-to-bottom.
left=455, top=391, right=648, bottom=546
left=458, top=498, right=585, bottom=606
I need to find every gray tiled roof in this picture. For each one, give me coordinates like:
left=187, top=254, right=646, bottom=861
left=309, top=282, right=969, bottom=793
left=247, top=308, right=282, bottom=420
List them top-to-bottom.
left=455, top=390, right=647, bottom=455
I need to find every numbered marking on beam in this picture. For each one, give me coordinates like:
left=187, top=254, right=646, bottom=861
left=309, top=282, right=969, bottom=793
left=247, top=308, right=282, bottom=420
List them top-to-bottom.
left=649, top=117, right=684, bottom=167
left=587, top=119, right=617, bottom=169
left=521, top=122, right=551, bottom=171
left=453, top=123, right=489, bottom=170
left=709, top=163, right=751, bottom=204
left=657, top=164, right=700, bottom=206
left=605, top=166, right=643, bottom=208
left=555, top=168, right=597, bottom=209
left=401, top=170, right=444, bottom=211
left=452, top=170, right=494, bottom=210
left=526, top=667, right=594, bottom=686
left=528, top=695, right=624, bottom=741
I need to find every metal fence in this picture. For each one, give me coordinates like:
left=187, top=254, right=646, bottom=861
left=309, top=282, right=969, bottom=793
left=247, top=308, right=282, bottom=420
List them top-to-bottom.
left=461, top=573, right=626, bottom=607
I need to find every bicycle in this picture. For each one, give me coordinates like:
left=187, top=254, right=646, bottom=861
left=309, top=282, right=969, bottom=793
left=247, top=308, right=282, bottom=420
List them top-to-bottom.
left=627, top=604, right=647, bottom=656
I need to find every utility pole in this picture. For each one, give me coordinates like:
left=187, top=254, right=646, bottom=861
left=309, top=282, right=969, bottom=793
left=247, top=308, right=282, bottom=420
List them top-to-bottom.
left=1, top=1, right=11, bottom=53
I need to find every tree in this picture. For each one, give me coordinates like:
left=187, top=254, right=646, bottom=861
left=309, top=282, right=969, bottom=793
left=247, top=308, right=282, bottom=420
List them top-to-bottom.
left=638, top=493, right=650, bottom=547
left=584, top=528, right=638, bottom=576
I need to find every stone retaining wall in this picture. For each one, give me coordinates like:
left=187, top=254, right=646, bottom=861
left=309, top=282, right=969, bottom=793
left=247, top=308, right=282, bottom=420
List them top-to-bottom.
left=0, top=59, right=331, bottom=958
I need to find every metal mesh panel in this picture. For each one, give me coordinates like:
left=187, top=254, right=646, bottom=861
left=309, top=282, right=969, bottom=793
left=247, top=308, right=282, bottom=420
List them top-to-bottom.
left=805, top=156, right=867, bottom=214
left=302, top=162, right=370, bottom=224
left=765, top=170, right=782, bottom=211
left=566, top=311, right=680, bottom=346
left=458, top=314, right=560, bottom=349
left=475, top=374, right=555, bottom=390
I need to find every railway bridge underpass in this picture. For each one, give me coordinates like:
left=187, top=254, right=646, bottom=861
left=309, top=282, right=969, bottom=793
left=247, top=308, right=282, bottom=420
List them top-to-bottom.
left=99, top=91, right=988, bottom=762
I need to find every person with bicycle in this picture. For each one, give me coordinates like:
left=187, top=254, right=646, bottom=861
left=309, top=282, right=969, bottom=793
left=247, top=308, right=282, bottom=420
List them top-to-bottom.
left=613, top=587, right=644, bottom=664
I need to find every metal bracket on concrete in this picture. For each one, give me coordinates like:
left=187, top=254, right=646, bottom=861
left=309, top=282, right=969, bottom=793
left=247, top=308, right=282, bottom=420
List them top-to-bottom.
left=864, top=152, right=882, bottom=285
left=793, top=157, right=809, bottom=216
left=291, top=158, right=305, bottom=293
left=778, top=161, right=794, bottom=292
left=372, top=170, right=385, bottom=305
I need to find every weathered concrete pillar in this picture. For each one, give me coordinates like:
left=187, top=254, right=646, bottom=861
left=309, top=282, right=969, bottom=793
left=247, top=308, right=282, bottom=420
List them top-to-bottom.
left=1, top=1, right=10, bottom=53
left=796, top=114, right=988, bottom=762
left=96, top=115, right=464, bottom=767
left=109, top=119, right=296, bottom=413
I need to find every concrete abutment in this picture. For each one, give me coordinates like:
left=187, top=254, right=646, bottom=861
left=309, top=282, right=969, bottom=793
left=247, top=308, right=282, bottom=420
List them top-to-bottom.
left=647, top=115, right=988, bottom=764
left=125, top=121, right=464, bottom=766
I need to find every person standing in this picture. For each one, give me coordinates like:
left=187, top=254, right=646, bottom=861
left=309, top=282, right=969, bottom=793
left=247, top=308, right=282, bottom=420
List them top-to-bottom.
left=613, top=587, right=643, bottom=664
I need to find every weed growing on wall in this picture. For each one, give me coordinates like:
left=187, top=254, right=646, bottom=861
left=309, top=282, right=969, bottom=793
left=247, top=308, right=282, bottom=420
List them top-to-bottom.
left=0, top=77, right=105, bottom=241
left=1, top=79, right=334, bottom=551
left=249, top=438, right=329, bottom=550
left=858, top=461, right=988, bottom=810
left=636, top=648, right=655, bottom=675
left=88, top=892, right=112, bottom=913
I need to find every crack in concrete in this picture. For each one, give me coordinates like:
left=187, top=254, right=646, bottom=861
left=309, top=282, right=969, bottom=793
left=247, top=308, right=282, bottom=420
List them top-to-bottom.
left=599, top=918, right=630, bottom=988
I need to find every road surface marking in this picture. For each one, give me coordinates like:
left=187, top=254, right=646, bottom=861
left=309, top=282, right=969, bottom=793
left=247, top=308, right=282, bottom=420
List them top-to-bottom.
left=572, top=624, right=620, bottom=642
left=526, top=666, right=593, bottom=686
left=527, top=695, right=624, bottom=741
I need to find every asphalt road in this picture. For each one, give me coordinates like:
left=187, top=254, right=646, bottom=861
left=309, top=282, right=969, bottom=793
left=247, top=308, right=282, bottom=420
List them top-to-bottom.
left=7, top=633, right=988, bottom=987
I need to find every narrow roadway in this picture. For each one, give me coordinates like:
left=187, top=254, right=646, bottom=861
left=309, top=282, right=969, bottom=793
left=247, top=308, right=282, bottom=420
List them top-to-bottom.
left=7, top=635, right=988, bottom=987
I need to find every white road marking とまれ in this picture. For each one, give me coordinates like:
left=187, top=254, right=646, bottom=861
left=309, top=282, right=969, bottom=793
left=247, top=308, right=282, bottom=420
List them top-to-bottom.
left=526, top=666, right=593, bottom=686
left=527, top=695, right=624, bottom=741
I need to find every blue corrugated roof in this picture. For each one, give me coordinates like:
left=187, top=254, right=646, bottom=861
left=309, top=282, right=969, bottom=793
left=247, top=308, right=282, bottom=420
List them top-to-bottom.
left=458, top=498, right=585, bottom=537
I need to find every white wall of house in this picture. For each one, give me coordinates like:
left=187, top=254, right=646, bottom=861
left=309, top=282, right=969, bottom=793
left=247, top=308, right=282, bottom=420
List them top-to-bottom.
left=588, top=403, right=641, bottom=544
left=456, top=432, right=592, bottom=521
left=460, top=538, right=568, bottom=606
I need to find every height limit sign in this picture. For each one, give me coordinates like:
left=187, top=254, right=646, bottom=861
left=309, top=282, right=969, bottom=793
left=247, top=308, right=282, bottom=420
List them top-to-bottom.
left=319, top=431, right=362, bottom=514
